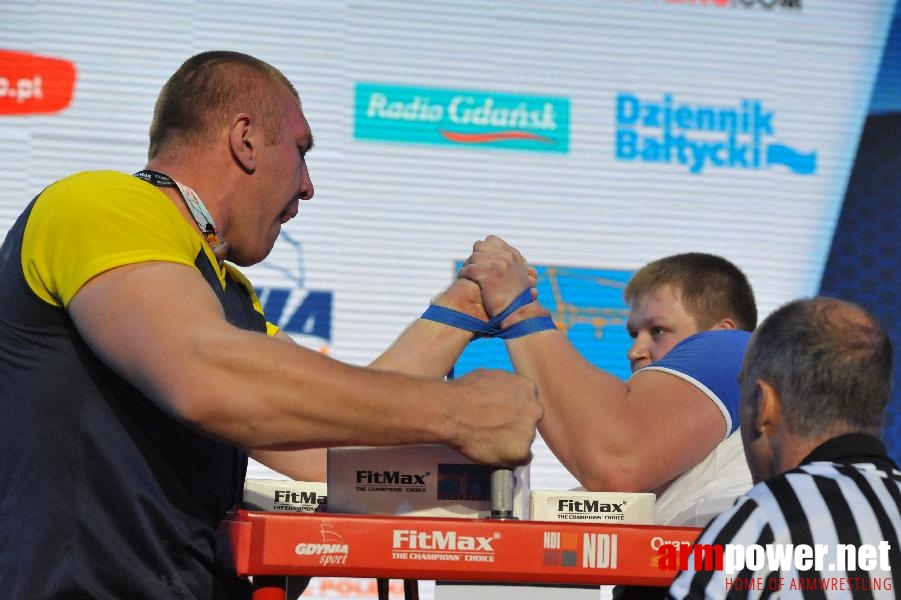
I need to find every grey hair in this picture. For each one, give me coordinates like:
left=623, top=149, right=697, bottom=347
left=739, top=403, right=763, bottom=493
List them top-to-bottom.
left=740, top=297, right=892, bottom=437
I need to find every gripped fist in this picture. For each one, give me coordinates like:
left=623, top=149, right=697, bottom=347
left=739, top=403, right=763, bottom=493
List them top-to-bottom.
left=459, top=235, right=532, bottom=318
left=432, top=277, right=489, bottom=321
left=449, top=369, right=542, bottom=467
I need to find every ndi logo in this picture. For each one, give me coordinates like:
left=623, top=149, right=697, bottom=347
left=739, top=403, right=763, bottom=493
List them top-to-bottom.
left=355, top=83, right=569, bottom=153
left=615, top=92, right=816, bottom=175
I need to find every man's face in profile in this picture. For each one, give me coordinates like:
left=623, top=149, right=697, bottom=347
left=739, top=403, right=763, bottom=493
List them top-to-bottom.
left=625, top=284, right=700, bottom=372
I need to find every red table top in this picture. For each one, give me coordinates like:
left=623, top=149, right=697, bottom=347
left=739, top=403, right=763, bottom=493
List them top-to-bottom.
left=222, top=510, right=702, bottom=587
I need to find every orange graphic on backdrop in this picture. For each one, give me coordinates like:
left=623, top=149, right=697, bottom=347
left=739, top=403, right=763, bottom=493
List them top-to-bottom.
left=0, top=49, right=77, bottom=116
left=440, top=130, right=555, bottom=144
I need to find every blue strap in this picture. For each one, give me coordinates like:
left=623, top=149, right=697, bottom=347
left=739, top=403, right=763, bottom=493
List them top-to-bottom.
left=420, top=288, right=556, bottom=339
left=486, top=288, right=534, bottom=329
left=421, top=305, right=495, bottom=338
left=496, top=316, right=557, bottom=339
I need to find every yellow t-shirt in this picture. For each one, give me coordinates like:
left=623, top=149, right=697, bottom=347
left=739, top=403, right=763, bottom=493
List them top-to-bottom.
left=20, top=169, right=276, bottom=334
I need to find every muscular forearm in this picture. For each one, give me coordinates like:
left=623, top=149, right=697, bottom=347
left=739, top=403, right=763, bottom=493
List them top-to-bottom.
left=459, top=235, right=725, bottom=491
left=71, top=261, right=539, bottom=467
left=371, top=279, right=485, bottom=378
left=504, top=312, right=727, bottom=491
left=370, top=318, right=471, bottom=377
left=503, top=322, right=642, bottom=490
left=179, top=324, right=542, bottom=468
left=170, top=326, right=457, bottom=450
left=251, top=447, right=328, bottom=482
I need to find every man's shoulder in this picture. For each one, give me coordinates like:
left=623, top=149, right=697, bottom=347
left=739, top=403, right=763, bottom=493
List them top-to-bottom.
left=51, top=169, right=137, bottom=189
left=34, top=170, right=177, bottom=226
left=36, top=170, right=155, bottom=209
left=635, top=329, right=751, bottom=437
left=643, top=329, right=750, bottom=378
left=673, top=329, right=752, bottom=352
left=649, top=330, right=751, bottom=376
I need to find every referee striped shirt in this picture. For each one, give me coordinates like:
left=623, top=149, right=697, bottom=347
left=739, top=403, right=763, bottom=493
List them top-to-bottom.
left=667, top=434, right=901, bottom=599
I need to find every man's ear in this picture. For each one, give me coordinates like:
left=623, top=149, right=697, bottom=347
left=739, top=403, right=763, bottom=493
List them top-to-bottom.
left=229, top=113, right=255, bottom=174
left=714, top=317, right=738, bottom=330
left=756, top=380, right=781, bottom=437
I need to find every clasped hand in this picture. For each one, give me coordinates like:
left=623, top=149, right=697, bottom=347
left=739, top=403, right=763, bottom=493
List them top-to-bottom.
left=457, top=235, right=537, bottom=322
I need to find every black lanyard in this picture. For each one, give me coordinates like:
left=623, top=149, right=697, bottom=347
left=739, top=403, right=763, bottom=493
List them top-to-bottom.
left=134, top=170, right=228, bottom=265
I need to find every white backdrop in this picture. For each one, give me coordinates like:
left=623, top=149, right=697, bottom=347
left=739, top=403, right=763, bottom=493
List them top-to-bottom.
left=1, top=1, right=896, bottom=597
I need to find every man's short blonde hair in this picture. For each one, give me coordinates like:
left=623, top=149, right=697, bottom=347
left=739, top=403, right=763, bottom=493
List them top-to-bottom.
left=624, top=253, right=757, bottom=331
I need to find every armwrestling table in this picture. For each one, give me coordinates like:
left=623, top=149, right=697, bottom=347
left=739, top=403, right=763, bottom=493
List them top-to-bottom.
left=220, top=510, right=702, bottom=600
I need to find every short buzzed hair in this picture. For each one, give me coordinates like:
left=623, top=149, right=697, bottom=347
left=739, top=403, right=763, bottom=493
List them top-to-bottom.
left=148, top=51, right=299, bottom=160
left=624, top=253, right=757, bottom=331
left=740, top=297, right=892, bottom=437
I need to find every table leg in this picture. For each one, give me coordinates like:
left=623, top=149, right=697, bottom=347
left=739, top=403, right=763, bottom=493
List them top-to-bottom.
left=251, top=575, right=287, bottom=600
left=377, top=577, right=390, bottom=600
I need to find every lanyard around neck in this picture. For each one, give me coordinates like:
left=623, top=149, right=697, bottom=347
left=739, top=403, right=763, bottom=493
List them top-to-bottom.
left=133, top=169, right=229, bottom=265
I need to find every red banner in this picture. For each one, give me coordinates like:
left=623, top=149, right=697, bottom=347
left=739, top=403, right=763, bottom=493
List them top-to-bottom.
left=0, top=49, right=76, bottom=116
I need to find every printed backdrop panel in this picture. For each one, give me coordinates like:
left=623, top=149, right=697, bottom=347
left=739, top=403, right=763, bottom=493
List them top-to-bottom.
left=1, top=1, right=897, bottom=598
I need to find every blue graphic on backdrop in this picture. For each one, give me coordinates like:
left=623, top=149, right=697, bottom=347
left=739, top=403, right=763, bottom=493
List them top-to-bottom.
left=819, top=6, right=901, bottom=464
left=615, top=93, right=817, bottom=175
left=254, top=231, right=333, bottom=348
left=454, top=264, right=634, bottom=380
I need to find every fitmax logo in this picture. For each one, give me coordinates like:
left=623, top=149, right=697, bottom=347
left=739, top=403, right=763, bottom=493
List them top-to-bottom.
left=615, top=92, right=816, bottom=175
left=356, top=470, right=428, bottom=485
left=274, top=490, right=326, bottom=505
left=558, top=500, right=623, bottom=513
left=393, top=529, right=497, bottom=551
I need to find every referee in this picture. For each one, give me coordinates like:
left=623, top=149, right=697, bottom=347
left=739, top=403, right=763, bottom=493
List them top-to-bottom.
left=668, top=297, right=900, bottom=599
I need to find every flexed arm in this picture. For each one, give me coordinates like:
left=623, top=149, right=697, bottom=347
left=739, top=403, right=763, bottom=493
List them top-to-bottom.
left=461, top=236, right=725, bottom=494
left=69, top=260, right=542, bottom=470
left=254, top=267, right=535, bottom=481
left=371, top=277, right=487, bottom=376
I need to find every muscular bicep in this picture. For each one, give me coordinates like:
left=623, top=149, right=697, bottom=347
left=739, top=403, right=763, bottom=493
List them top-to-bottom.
left=67, top=261, right=228, bottom=415
left=621, top=370, right=727, bottom=491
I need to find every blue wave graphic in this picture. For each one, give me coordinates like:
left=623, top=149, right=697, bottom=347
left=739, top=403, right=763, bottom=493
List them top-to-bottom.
left=767, top=144, right=817, bottom=175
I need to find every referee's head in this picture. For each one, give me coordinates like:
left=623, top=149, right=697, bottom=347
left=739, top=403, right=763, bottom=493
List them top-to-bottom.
left=737, top=297, right=892, bottom=483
